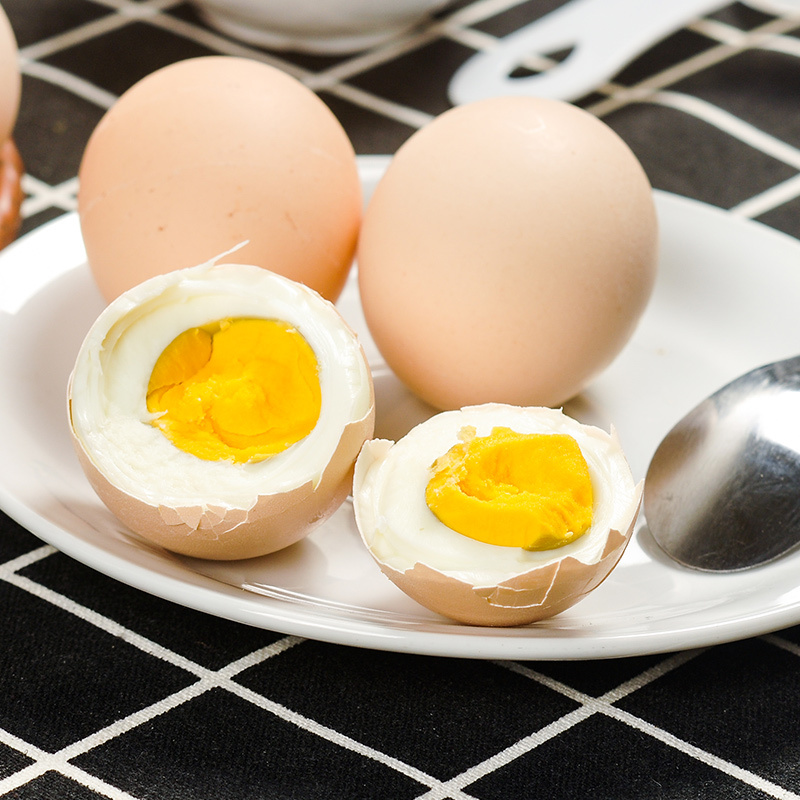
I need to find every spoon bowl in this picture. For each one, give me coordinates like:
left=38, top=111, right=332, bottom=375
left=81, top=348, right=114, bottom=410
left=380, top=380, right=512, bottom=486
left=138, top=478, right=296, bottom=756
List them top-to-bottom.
left=644, top=355, right=800, bottom=572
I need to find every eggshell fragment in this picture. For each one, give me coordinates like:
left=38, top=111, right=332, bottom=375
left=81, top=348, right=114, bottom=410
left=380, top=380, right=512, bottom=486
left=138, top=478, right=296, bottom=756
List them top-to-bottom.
left=78, top=56, right=361, bottom=303
left=357, top=96, right=659, bottom=410
left=68, top=261, right=375, bottom=560
left=352, top=405, right=642, bottom=626
left=71, top=406, right=370, bottom=560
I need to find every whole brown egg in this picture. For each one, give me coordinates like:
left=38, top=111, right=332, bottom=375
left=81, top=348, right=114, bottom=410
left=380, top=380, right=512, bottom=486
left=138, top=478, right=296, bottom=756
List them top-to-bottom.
left=79, top=56, right=361, bottom=303
left=357, top=96, right=659, bottom=411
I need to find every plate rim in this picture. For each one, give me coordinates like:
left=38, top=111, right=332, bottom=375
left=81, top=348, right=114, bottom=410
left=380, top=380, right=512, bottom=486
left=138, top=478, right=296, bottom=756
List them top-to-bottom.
left=3, top=160, right=800, bottom=660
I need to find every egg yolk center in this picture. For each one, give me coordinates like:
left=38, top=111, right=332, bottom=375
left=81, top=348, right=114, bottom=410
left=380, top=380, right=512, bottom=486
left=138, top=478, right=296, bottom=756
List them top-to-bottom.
left=146, top=317, right=321, bottom=463
left=425, top=426, right=594, bottom=550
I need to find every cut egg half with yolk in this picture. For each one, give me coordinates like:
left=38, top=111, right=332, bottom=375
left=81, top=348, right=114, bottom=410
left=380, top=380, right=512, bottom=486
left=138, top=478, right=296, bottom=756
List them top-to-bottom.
left=68, top=261, right=374, bottom=560
left=353, top=404, right=642, bottom=627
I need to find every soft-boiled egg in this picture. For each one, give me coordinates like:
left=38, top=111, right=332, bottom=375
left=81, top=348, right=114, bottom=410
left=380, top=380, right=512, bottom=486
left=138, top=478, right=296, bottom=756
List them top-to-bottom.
left=68, top=260, right=374, bottom=560
left=353, top=404, right=641, bottom=626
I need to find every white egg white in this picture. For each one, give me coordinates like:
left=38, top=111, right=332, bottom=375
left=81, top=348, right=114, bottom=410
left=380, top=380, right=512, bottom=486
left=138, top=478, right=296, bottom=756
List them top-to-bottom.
left=354, top=404, right=641, bottom=589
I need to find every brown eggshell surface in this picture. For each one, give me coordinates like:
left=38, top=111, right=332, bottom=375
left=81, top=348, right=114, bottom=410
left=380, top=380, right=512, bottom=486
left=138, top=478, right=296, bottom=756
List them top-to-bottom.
left=0, top=5, right=20, bottom=146
left=79, top=56, right=361, bottom=302
left=357, top=95, right=659, bottom=411
left=70, top=397, right=374, bottom=560
left=371, top=502, right=638, bottom=627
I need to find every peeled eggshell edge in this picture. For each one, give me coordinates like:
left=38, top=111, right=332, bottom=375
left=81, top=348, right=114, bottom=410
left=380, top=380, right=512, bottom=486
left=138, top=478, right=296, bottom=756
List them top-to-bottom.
left=68, top=389, right=374, bottom=561
left=353, top=435, right=643, bottom=627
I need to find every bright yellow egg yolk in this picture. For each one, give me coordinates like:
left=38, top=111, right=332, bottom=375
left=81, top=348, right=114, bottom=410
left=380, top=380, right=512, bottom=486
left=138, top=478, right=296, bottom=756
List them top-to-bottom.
left=146, top=317, right=321, bottom=463
left=425, top=426, right=594, bottom=551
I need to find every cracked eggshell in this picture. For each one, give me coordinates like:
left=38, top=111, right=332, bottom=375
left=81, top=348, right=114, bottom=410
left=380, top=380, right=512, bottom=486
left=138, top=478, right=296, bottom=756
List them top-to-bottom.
left=68, top=262, right=374, bottom=561
left=352, top=405, right=642, bottom=627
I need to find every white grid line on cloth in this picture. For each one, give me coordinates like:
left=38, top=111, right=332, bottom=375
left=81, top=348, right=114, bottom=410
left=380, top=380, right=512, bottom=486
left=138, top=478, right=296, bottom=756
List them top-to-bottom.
left=13, top=0, right=800, bottom=227
left=13, top=0, right=193, bottom=65
left=15, top=0, right=440, bottom=143
left=97, top=0, right=187, bottom=19
left=312, top=0, right=552, bottom=85
left=433, top=0, right=573, bottom=71
left=442, top=0, right=530, bottom=27
left=746, top=0, right=800, bottom=15
left=16, top=1, right=308, bottom=83
left=142, top=5, right=450, bottom=129
left=141, top=10, right=315, bottom=79
left=142, top=10, right=441, bottom=132
left=16, top=12, right=144, bottom=63
left=587, top=13, right=800, bottom=117
left=691, top=13, right=800, bottom=58
left=689, top=16, right=755, bottom=45
left=441, top=24, right=500, bottom=54
left=303, top=29, right=445, bottom=90
left=763, top=32, right=800, bottom=57
left=19, top=58, right=118, bottom=110
left=326, top=80, right=437, bottom=128
left=646, top=88, right=800, bottom=217
left=649, top=89, right=800, bottom=172
left=731, top=171, right=800, bottom=217
left=20, top=175, right=78, bottom=218
left=0, top=543, right=56, bottom=573
left=5, top=546, right=789, bottom=800
left=0, top=563, right=476, bottom=799
left=1, top=568, right=233, bottom=676
left=762, top=632, right=800, bottom=657
left=0, top=638, right=304, bottom=799
left=533, top=638, right=800, bottom=800
left=0, top=639, right=300, bottom=798
left=414, top=641, right=800, bottom=800
left=540, top=646, right=800, bottom=800
left=507, top=647, right=705, bottom=705
left=412, top=650, right=702, bottom=799
left=414, top=703, right=603, bottom=800
left=606, top=707, right=800, bottom=800
left=0, top=727, right=169, bottom=800
left=0, top=732, right=143, bottom=800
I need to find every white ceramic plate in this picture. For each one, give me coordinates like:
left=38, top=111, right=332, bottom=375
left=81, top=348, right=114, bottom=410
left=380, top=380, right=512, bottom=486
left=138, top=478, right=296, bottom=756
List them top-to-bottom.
left=3, top=156, right=800, bottom=661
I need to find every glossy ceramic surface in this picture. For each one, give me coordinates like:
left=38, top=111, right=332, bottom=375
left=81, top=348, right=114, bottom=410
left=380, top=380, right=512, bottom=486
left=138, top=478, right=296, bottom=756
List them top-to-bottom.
left=2, top=157, right=800, bottom=659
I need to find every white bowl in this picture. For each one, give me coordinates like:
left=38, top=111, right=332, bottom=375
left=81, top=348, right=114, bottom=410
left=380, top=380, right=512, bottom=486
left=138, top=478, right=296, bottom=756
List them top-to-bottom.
left=192, top=0, right=454, bottom=53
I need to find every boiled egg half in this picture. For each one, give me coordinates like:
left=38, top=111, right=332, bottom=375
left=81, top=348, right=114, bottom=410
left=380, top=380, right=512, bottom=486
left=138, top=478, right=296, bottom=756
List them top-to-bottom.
left=68, top=261, right=374, bottom=560
left=353, top=404, right=641, bottom=626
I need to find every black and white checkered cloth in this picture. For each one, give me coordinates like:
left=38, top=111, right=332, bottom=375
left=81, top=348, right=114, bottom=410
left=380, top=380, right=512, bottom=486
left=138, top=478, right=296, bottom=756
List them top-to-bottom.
left=3, top=1, right=800, bottom=798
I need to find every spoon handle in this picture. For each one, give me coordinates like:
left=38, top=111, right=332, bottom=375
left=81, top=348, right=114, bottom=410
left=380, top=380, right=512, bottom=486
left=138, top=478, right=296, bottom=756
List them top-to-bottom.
left=448, top=0, right=728, bottom=104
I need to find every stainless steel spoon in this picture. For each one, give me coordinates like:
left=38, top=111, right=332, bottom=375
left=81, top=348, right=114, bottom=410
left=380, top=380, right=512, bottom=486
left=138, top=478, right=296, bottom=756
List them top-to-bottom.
left=644, top=355, right=800, bottom=572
